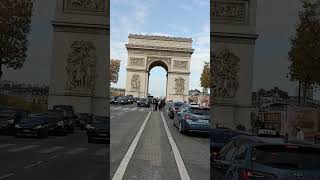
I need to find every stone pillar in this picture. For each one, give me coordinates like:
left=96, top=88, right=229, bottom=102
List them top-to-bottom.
left=48, top=0, right=109, bottom=116
left=211, top=0, right=258, bottom=130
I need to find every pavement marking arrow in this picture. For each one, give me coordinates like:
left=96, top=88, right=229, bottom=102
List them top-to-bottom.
left=112, top=111, right=152, bottom=180
left=161, top=112, right=191, bottom=180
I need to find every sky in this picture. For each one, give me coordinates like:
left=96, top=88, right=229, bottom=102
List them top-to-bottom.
left=2, top=0, right=311, bottom=97
left=110, top=0, right=210, bottom=97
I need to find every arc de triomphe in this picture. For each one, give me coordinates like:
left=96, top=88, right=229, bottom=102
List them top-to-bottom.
left=211, top=0, right=258, bottom=130
left=125, top=34, right=194, bottom=101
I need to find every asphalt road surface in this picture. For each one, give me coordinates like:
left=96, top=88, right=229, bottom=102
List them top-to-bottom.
left=110, top=103, right=209, bottom=180
left=0, top=127, right=108, bottom=180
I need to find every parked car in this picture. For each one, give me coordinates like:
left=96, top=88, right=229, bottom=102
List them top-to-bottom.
left=110, top=96, right=119, bottom=104
left=117, top=96, right=130, bottom=105
left=127, top=96, right=134, bottom=104
left=134, top=97, right=139, bottom=103
left=137, top=98, right=150, bottom=108
left=168, top=101, right=185, bottom=119
left=52, top=105, right=76, bottom=133
left=173, top=105, right=210, bottom=133
left=0, top=108, right=29, bottom=135
left=42, top=110, right=67, bottom=135
left=76, top=113, right=93, bottom=130
left=14, top=115, right=49, bottom=138
left=86, top=116, right=109, bottom=143
left=210, top=128, right=248, bottom=161
left=211, top=135, right=320, bottom=180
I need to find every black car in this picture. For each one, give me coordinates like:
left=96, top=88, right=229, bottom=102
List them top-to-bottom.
left=110, top=96, right=119, bottom=104
left=117, top=96, right=130, bottom=105
left=127, top=96, right=134, bottom=104
left=137, top=98, right=150, bottom=107
left=168, top=101, right=185, bottom=119
left=52, top=105, right=76, bottom=133
left=0, top=108, right=29, bottom=135
left=42, top=110, right=68, bottom=135
left=14, top=115, right=49, bottom=138
left=87, top=116, right=109, bottom=143
left=210, top=128, right=248, bottom=161
left=211, top=135, right=320, bottom=180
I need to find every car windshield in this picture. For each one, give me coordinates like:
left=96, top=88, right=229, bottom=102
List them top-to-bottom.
left=174, top=102, right=184, bottom=108
left=189, top=108, right=210, bottom=116
left=252, top=145, right=320, bottom=170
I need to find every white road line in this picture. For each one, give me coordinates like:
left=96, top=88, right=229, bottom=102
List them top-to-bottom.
left=110, top=107, right=115, bottom=109
left=114, top=107, right=122, bottom=110
left=122, top=108, right=130, bottom=111
left=130, top=108, right=137, bottom=111
left=138, top=109, right=144, bottom=112
left=112, top=112, right=151, bottom=180
left=160, top=112, right=191, bottom=180
left=111, top=116, right=115, bottom=118
left=0, top=144, right=15, bottom=149
left=8, top=145, right=39, bottom=152
left=38, top=146, right=63, bottom=154
left=65, top=147, right=87, bottom=155
left=95, top=148, right=107, bottom=156
left=24, top=161, right=43, bottom=169
left=0, top=173, right=14, bottom=179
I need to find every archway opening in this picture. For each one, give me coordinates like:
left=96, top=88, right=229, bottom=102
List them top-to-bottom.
left=147, top=61, right=168, bottom=98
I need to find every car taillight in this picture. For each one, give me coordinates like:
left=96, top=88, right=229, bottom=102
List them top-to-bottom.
left=240, top=169, right=276, bottom=180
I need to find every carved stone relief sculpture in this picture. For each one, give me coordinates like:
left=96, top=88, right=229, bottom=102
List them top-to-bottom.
left=65, top=0, right=106, bottom=11
left=212, top=1, right=248, bottom=24
left=65, top=40, right=96, bottom=92
left=211, top=49, right=240, bottom=99
left=129, top=58, right=144, bottom=66
left=174, top=60, right=188, bottom=69
left=131, top=74, right=140, bottom=90
left=174, top=77, right=185, bottom=95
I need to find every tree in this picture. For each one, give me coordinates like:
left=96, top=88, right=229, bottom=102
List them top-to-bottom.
left=0, top=0, right=34, bottom=80
left=288, top=0, right=320, bottom=104
left=110, top=59, right=121, bottom=83
left=200, top=61, right=210, bottom=94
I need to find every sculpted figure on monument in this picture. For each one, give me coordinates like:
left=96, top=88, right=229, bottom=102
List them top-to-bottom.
left=67, top=0, right=105, bottom=10
left=66, top=41, right=96, bottom=91
left=211, top=49, right=239, bottom=98
left=131, top=74, right=140, bottom=90
left=174, top=77, right=185, bottom=95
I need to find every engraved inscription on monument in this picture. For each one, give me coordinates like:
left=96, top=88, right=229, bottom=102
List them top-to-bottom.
left=64, top=0, right=106, bottom=13
left=212, top=1, right=248, bottom=24
left=65, top=40, right=97, bottom=93
left=211, top=49, right=240, bottom=99
left=129, top=58, right=144, bottom=66
left=173, top=60, right=188, bottom=70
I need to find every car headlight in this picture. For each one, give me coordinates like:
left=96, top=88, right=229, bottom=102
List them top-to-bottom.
left=7, top=119, right=14, bottom=124
left=57, top=121, right=64, bottom=126
left=14, top=124, right=21, bottom=128
left=33, top=125, right=43, bottom=129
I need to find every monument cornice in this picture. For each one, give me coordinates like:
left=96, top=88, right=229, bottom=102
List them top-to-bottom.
left=52, top=21, right=109, bottom=34
left=211, top=32, right=258, bottom=44
left=128, top=34, right=193, bottom=42
left=125, top=44, right=194, bottom=53
left=126, top=68, right=147, bottom=72
left=167, top=71, right=191, bottom=75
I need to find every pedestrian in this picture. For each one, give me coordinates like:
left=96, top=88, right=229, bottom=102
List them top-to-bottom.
left=155, top=98, right=159, bottom=111
left=158, top=98, right=162, bottom=111
left=296, top=126, right=304, bottom=141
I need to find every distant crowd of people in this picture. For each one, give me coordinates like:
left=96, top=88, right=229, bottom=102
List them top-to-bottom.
left=151, top=97, right=166, bottom=111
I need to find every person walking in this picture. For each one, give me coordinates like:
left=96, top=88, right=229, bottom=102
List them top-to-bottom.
left=154, top=97, right=159, bottom=111
left=152, top=98, right=157, bottom=111
left=158, top=98, right=163, bottom=111
left=296, top=126, right=304, bottom=141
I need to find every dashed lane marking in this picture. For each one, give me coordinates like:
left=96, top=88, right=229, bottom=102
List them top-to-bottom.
left=112, top=112, right=152, bottom=180
left=160, top=112, right=191, bottom=180
left=8, top=145, right=39, bottom=152
left=38, top=146, right=63, bottom=154
left=65, top=147, right=87, bottom=155
left=24, top=161, right=43, bottom=169
left=0, top=173, right=14, bottom=179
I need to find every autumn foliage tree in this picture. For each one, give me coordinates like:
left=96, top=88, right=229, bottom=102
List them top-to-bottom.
left=0, top=0, right=33, bottom=80
left=110, top=59, right=121, bottom=84
left=200, top=61, right=210, bottom=94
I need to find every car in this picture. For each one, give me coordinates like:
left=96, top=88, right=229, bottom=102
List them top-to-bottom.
left=110, top=96, right=119, bottom=104
left=116, top=96, right=130, bottom=105
left=127, top=96, right=134, bottom=104
left=134, top=97, right=139, bottom=103
left=137, top=98, right=150, bottom=108
left=168, top=101, right=185, bottom=119
left=52, top=105, right=76, bottom=133
left=173, top=105, right=210, bottom=133
left=0, top=108, right=29, bottom=135
left=41, top=110, right=68, bottom=135
left=76, top=113, right=93, bottom=130
left=14, top=115, right=49, bottom=138
left=86, top=116, right=109, bottom=143
left=210, top=128, right=248, bottom=161
left=211, top=135, right=320, bottom=180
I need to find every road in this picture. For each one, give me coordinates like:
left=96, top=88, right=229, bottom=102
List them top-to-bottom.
left=110, top=103, right=209, bottom=180
left=0, top=128, right=108, bottom=180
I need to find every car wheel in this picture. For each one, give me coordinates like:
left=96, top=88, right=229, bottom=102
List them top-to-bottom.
left=179, top=122, right=185, bottom=134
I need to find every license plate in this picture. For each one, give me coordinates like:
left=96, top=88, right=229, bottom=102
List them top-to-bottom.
left=198, top=120, right=209, bottom=123
left=23, top=129, right=31, bottom=133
